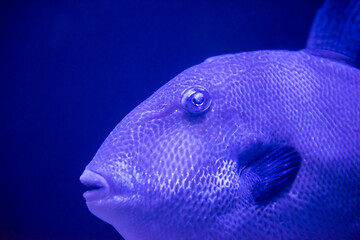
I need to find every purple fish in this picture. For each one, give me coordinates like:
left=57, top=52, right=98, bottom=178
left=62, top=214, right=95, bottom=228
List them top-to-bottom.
left=80, top=0, right=360, bottom=239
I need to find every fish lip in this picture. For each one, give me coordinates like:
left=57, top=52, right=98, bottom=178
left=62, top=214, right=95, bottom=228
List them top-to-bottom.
left=80, top=169, right=110, bottom=201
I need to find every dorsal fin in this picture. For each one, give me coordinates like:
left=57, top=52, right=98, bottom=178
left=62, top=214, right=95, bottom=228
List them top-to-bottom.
left=306, top=0, right=360, bottom=67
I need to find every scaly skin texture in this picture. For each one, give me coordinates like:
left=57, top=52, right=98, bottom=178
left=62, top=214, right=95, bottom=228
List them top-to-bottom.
left=84, top=50, right=360, bottom=240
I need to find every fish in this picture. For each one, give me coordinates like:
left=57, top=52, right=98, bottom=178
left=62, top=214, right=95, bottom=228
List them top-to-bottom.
left=80, top=0, right=360, bottom=239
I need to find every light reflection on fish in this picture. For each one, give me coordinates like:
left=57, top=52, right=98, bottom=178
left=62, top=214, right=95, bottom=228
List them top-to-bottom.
left=80, top=0, right=360, bottom=239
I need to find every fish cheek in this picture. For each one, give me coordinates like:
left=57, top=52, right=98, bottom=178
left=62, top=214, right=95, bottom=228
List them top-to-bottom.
left=143, top=123, right=216, bottom=210
left=153, top=130, right=206, bottom=183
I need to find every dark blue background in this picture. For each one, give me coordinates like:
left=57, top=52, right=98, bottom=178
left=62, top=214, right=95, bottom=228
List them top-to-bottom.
left=1, top=0, right=323, bottom=239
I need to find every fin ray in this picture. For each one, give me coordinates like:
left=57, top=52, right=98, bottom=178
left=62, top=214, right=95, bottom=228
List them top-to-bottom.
left=238, top=143, right=302, bottom=204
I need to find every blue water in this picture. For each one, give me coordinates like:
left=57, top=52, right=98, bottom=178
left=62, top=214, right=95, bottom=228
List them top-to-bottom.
left=0, top=0, right=323, bottom=239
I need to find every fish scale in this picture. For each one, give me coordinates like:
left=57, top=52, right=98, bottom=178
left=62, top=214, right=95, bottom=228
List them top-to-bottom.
left=80, top=0, right=360, bottom=239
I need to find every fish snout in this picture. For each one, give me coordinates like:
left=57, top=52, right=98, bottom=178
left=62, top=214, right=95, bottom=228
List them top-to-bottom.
left=80, top=170, right=110, bottom=201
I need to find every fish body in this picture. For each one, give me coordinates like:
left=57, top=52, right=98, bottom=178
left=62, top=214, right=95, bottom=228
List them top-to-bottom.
left=80, top=1, right=360, bottom=239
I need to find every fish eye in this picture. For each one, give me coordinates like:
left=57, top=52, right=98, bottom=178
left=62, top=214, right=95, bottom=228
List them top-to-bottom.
left=181, top=86, right=211, bottom=114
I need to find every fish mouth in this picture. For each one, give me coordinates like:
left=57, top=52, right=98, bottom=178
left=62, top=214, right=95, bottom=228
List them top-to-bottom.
left=80, top=170, right=110, bottom=201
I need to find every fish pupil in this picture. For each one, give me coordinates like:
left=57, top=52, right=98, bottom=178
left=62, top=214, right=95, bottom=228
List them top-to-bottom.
left=192, top=92, right=204, bottom=105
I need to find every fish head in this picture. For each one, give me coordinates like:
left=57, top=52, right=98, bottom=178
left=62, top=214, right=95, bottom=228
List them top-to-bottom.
left=80, top=50, right=360, bottom=239
left=80, top=53, right=250, bottom=238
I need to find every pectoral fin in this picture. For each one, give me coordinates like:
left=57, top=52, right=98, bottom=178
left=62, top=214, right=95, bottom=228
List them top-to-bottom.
left=238, top=143, right=302, bottom=204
